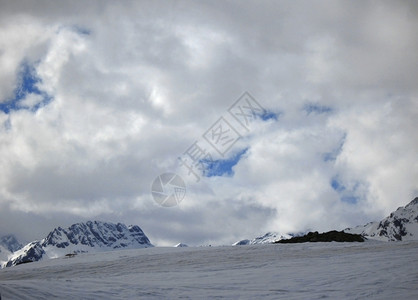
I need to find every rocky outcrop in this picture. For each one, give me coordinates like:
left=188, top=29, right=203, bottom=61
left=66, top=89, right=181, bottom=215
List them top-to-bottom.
left=275, top=231, right=364, bottom=243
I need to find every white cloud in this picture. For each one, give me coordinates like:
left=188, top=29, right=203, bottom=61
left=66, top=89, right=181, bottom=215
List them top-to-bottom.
left=0, top=1, right=417, bottom=245
left=0, top=15, right=53, bottom=100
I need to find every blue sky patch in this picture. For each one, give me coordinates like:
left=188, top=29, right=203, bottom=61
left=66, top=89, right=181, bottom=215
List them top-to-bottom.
left=72, top=25, right=91, bottom=35
left=0, top=61, right=52, bottom=114
left=304, top=103, right=333, bottom=115
left=260, top=110, right=280, bottom=121
left=323, top=133, right=346, bottom=162
left=202, top=148, right=248, bottom=177
left=331, top=176, right=359, bottom=204
left=331, top=177, right=345, bottom=192
left=341, top=196, right=358, bottom=204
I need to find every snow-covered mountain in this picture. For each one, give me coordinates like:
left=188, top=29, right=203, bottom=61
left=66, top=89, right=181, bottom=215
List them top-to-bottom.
left=345, top=197, right=418, bottom=241
left=233, top=198, right=418, bottom=246
left=4, top=221, right=153, bottom=268
left=233, top=232, right=293, bottom=245
left=0, top=234, right=23, bottom=252
left=0, top=234, right=23, bottom=267
left=5, top=241, right=46, bottom=268
left=174, top=243, right=188, bottom=247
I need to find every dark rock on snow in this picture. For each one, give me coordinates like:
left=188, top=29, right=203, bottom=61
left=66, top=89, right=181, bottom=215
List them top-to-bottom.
left=275, top=230, right=364, bottom=244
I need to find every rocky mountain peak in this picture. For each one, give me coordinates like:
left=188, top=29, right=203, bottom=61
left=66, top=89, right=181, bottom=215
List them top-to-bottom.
left=345, top=197, right=418, bottom=241
left=4, top=221, right=152, bottom=268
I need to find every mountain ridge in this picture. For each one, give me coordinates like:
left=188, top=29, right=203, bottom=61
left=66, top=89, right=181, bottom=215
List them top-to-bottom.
left=234, top=197, right=418, bottom=245
left=344, top=197, right=418, bottom=241
left=4, top=221, right=152, bottom=268
left=233, top=232, right=294, bottom=245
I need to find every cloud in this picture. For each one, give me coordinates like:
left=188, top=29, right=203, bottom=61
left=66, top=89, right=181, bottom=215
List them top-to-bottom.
left=0, top=1, right=417, bottom=245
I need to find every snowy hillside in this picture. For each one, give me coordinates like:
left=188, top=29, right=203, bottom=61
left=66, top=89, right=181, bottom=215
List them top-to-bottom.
left=345, top=197, right=418, bottom=241
left=4, top=221, right=152, bottom=268
left=233, top=232, right=292, bottom=245
left=0, top=241, right=417, bottom=299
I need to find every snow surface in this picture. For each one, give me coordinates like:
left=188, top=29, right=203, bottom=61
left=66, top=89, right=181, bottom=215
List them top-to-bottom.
left=0, top=241, right=417, bottom=299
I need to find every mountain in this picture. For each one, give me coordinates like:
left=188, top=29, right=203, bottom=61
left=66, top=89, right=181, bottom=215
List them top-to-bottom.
left=345, top=197, right=418, bottom=241
left=233, top=198, right=418, bottom=246
left=5, top=221, right=153, bottom=268
left=42, top=221, right=152, bottom=249
left=233, top=232, right=293, bottom=245
left=0, top=234, right=23, bottom=252
left=0, top=234, right=23, bottom=267
left=5, top=241, right=45, bottom=267
left=174, top=243, right=188, bottom=247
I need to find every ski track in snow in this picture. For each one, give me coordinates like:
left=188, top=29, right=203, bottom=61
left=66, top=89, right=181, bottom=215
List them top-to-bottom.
left=0, top=241, right=417, bottom=299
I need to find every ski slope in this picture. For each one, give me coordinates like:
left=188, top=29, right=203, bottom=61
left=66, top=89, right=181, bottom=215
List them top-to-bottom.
left=0, top=241, right=417, bottom=299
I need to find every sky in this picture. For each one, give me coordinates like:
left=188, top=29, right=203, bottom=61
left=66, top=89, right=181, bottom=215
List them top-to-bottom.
left=0, top=0, right=417, bottom=246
